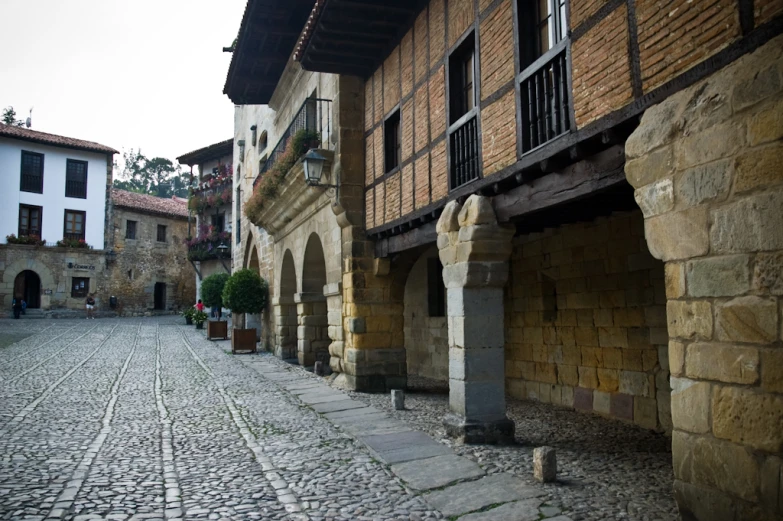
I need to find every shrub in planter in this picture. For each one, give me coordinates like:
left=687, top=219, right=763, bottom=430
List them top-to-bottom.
left=6, top=234, right=45, bottom=246
left=222, top=269, right=268, bottom=353
left=201, top=272, right=229, bottom=339
left=181, top=307, right=195, bottom=325
left=193, top=310, right=208, bottom=329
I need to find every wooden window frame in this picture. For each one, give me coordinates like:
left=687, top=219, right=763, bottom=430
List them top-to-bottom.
left=448, top=33, right=477, bottom=125
left=384, top=108, right=402, bottom=174
left=20, top=150, right=44, bottom=194
left=65, top=159, right=88, bottom=199
left=18, top=204, right=43, bottom=237
left=63, top=210, right=86, bottom=241
left=126, top=220, right=137, bottom=240
left=156, top=224, right=167, bottom=243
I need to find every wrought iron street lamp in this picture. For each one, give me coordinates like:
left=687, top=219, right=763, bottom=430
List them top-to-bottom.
left=302, top=149, right=338, bottom=199
left=217, top=242, right=230, bottom=273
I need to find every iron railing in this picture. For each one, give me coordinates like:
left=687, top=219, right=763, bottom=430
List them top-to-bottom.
left=520, top=44, right=570, bottom=153
left=255, top=97, right=332, bottom=186
left=449, top=112, right=480, bottom=189
left=20, top=172, right=43, bottom=193
left=65, top=179, right=87, bottom=198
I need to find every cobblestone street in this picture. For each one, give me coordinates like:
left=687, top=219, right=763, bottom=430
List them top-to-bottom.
left=0, top=318, right=674, bottom=521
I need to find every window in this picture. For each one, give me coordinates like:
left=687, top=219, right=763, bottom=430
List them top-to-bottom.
left=517, top=0, right=571, bottom=153
left=519, top=0, right=568, bottom=69
left=449, top=36, right=475, bottom=124
left=384, top=110, right=401, bottom=173
left=259, top=131, right=268, bottom=151
left=20, top=151, right=44, bottom=193
left=65, top=159, right=88, bottom=198
left=236, top=188, right=242, bottom=245
left=18, top=205, right=42, bottom=237
left=64, top=210, right=85, bottom=240
left=211, top=213, right=225, bottom=232
left=125, top=220, right=137, bottom=240
left=157, top=224, right=167, bottom=242
left=427, top=258, right=446, bottom=317
left=71, top=277, right=89, bottom=298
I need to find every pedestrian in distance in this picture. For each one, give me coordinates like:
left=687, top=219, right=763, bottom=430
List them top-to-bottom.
left=85, top=294, right=96, bottom=319
left=12, top=298, right=22, bottom=319
left=21, top=299, right=26, bottom=315
left=196, top=299, right=205, bottom=312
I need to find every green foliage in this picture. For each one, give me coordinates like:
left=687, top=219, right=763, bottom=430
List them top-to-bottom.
left=2, top=106, right=24, bottom=127
left=244, top=128, right=320, bottom=225
left=113, top=148, right=191, bottom=198
left=5, top=234, right=45, bottom=246
left=56, top=238, right=91, bottom=249
left=222, top=269, right=268, bottom=315
left=200, top=273, right=229, bottom=308
left=181, top=307, right=195, bottom=319
left=193, top=310, right=208, bottom=325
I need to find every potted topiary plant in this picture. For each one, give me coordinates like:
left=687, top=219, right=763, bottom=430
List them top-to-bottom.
left=222, top=268, right=268, bottom=354
left=201, top=273, right=230, bottom=340
left=181, top=307, right=195, bottom=325
left=193, top=310, right=208, bottom=329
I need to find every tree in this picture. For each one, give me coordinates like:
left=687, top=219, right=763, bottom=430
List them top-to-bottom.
left=2, top=106, right=24, bottom=127
left=113, top=148, right=191, bottom=198
left=222, top=269, right=268, bottom=329
left=201, top=273, right=230, bottom=310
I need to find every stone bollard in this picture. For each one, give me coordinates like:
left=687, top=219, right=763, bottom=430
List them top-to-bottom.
left=314, top=361, right=324, bottom=376
left=391, top=389, right=405, bottom=410
left=533, top=446, right=556, bottom=483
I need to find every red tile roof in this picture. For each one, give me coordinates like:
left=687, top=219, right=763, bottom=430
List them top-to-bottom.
left=0, top=123, right=118, bottom=155
left=176, top=138, right=233, bottom=166
left=112, top=189, right=189, bottom=219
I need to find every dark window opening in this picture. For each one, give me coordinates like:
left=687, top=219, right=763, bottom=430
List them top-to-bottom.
left=449, top=36, right=476, bottom=124
left=384, top=110, right=401, bottom=173
left=259, top=131, right=268, bottom=150
left=20, top=151, right=44, bottom=193
left=65, top=159, right=88, bottom=198
left=236, top=188, right=242, bottom=244
left=18, top=204, right=42, bottom=237
left=64, top=210, right=85, bottom=241
left=211, top=213, right=225, bottom=232
left=126, top=220, right=137, bottom=240
left=157, top=225, right=167, bottom=242
left=427, top=257, right=447, bottom=317
left=127, top=269, right=133, bottom=281
left=72, top=277, right=90, bottom=298
left=154, top=282, right=167, bottom=310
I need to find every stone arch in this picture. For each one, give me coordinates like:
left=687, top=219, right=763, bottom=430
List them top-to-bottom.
left=297, top=233, right=330, bottom=367
left=403, top=245, right=448, bottom=385
left=247, top=246, right=260, bottom=273
left=274, top=249, right=298, bottom=361
left=2, top=259, right=56, bottom=309
left=14, top=270, right=42, bottom=309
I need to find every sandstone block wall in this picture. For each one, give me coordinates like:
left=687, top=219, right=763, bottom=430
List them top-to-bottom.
left=625, top=35, right=783, bottom=521
left=505, top=211, right=671, bottom=431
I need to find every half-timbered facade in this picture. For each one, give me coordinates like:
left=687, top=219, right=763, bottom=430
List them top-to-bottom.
left=229, top=0, right=783, bottom=518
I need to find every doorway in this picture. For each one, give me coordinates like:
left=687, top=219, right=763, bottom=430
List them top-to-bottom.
left=13, top=270, right=41, bottom=309
left=154, top=282, right=167, bottom=310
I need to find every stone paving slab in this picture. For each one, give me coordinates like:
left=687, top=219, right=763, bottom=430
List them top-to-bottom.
left=289, top=385, right=332, bottom=395
left=297, top=392, right=352, bottom=404
left=311, top=399, right=366, bottom=413
left=323, top=405, right=382, bottom=420
left=337, top=417, right=413, bottom=436
left=361, top=430, right=441, bottom=453
left=374, top=442, right=453, bottom=464
left=391, top=454, right=486, bottom=491
left=424, top=473, right=545, bottom=518
left=456, top=498, right=544, bottom=521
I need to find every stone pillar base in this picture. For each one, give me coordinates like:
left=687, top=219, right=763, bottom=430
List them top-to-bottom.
left=443, top=414, right=515, bottom=445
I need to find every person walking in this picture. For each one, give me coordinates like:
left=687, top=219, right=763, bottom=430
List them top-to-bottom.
left=85, top=294, right=96, bottom=319
left=12, top=298, right=22, bottom=319
left=21, top=299, right=26, bottom=315
left=196, top=299, right=205, bottom=312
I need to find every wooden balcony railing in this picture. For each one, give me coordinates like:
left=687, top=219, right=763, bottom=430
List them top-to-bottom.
left=520, top=44, right=571, bottom=153
left=449, top=112, right=480, bottom=189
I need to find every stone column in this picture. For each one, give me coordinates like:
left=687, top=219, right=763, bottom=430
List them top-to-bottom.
left=625, top=35, right=783, bottom=521
left=437, top=195, right=515, bottom=444
left=324, top=282, right=345, bottom=373
left=296, top=292, right=329, bottom=368
left=273, top=296, right=297, bottom=360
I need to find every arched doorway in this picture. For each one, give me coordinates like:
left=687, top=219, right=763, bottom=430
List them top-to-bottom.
left=299, top=233, right=329, bottom=368
left=248, top=246, right=260, bottom=273
left=276, top=249, right=299, bottom=361
left=13, top=270, right=41, bottom=309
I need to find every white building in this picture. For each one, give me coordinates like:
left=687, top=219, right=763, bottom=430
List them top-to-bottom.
left=0, top=123, right=116, bottom=248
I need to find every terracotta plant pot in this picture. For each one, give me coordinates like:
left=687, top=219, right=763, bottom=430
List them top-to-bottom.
left=207, top=320, right=228, bottom=340
left=231, top=328, right=257, bottom=354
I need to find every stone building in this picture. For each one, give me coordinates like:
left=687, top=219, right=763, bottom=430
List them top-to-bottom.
left=226, top=0, right=783, bottom=519
left=0, top=123, right=116, bottom=311
left=177, top=139, right=233, bottom=302
left=107, top=189, right=196, bottom=315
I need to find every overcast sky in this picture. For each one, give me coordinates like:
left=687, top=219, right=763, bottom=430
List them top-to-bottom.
left=0, top=0, right=246, bottom=168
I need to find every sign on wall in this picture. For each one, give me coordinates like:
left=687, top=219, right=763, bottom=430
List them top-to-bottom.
left=67, top=262, right=96, bottom=271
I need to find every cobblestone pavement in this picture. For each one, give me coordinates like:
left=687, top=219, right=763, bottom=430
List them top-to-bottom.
left=0, top=317, right=674, bottom=521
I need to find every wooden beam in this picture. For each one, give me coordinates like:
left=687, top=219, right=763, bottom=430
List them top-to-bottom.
left=375, top=221, right=438, bottom=257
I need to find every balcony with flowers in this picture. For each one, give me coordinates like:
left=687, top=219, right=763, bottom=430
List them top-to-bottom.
left=188, top=163, right=233, bottom=214
left=185, top=223, right=231, bottom=262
